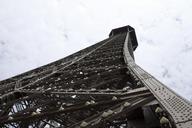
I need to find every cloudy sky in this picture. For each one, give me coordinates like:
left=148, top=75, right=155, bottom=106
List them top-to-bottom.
left=0, top=0, right=192, bottom=101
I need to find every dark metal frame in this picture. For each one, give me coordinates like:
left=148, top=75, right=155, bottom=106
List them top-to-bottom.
left=0, top=26, right=191, bottom=128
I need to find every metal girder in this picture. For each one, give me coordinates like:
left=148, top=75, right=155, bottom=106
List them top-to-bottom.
left=123, top=27, right=192, bottom=128
left=17, top=87, right=149, bottom=97
left=0, top=90, right=152, bottom=124
left=69, top=96, right=154, bottom=128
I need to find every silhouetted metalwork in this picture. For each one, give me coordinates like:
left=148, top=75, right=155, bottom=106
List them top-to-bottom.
left=0, top=25, right=191, bottom=128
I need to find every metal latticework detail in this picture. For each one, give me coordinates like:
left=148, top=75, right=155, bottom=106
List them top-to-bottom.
left=0, top=25, right=191, bottom=128
left=123, top=27, right=192, bottom=128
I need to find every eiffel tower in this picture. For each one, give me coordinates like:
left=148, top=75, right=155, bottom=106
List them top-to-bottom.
left=0, top=25, right=191, bottom=128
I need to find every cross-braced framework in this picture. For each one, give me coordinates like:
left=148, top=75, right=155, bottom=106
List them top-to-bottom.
left=0, top=26, right=192, bottom=128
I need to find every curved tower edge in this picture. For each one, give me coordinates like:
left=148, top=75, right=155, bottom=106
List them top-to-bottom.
left=118, top=25, right=192, bottom=128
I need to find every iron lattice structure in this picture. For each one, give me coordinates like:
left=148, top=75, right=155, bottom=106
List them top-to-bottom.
left=0, top=26, right=192, bottom=128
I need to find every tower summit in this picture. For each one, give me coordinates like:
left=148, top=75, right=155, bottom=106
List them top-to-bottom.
left=0, top=26, right=191, bottom=128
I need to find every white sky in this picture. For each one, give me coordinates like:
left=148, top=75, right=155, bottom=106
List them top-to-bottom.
left=0, top=0, right=192, bottom=101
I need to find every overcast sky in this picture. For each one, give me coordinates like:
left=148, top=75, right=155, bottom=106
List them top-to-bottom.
left=0, top=0, right=192, bottom=101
